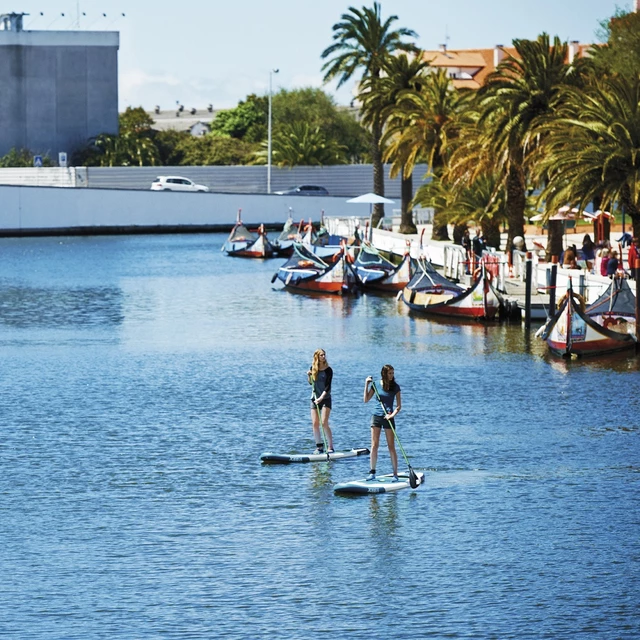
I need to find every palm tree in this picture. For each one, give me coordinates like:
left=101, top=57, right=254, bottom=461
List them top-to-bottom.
left=321, top=2, right=417, bottom=225
left=476, top=34, right=576, bottom=253
left=360, top=53, right=430, bottom=233
left=381, top=68, right=464, bottom=238
left=534, top=73, right=640, bottom=237
left=262, top=122, right=348, bottom=167
left=415, top=167, right=506, bottom=251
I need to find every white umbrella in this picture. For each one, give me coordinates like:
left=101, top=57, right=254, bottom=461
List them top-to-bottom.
left=346, top=193, right=395, bottom=205
left=347, top=193, right=396, bottom=240
left=530, top=206, right=580, bottom=222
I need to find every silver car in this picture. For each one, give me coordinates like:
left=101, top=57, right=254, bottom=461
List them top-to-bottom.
left=150, top=176, right=209, bottom=192
left=274, top=185, right=329, bottom=196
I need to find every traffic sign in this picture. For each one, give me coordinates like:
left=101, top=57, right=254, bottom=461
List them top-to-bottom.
left=33, top=155, right=43, bottom=168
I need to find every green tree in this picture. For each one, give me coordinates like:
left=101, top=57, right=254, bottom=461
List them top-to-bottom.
left=321, top=2, right=417, bottom=225
left=594, top=9, right=640, bottom=77
left=476, top=34, right=576, bottom=253
left=360, top=52, right=430, bottom=233
left=378, top=67, right=463, bottom=236
left=534, top=73, right=640, bottom=237
left=271, top=88, right=368, bottom=162
left=210, top=94, right=268, bottom=142
left=119, top=106, right=155, bottom=134
left=259, top=121, right=348, bottom=167
left=154, top=129, right=191, bottom=166
left=178, top=135, right=259, bottom=166
left=0, top=148, right=53, bottom=167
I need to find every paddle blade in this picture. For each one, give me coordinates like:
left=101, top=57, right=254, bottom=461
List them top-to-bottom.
left=409, top=469, right=419, bottom=489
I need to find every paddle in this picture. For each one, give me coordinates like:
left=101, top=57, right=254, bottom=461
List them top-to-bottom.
left=309, top=373, right=330, bottom=460
left=371, top=380, right=419, bottom=488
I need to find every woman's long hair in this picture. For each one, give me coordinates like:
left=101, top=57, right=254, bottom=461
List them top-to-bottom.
left=310, top=349, right=328, bottom=378
left=381, top=364, right=395, bottom=392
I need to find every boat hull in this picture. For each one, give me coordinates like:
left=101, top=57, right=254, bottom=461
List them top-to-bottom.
left=224, top=234, right=274, bottom=258
left=353, top=252, right=412, bottom=293
left=276, top=253, right=357, bottom=295
left=401, top=275, right=501, bottom=320
left=539, top=289, right=637, bottom=357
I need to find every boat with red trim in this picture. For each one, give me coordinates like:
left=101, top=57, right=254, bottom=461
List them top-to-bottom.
left=222, top=209, right=275, bottom=258
left=399, top=257, right=501, bottom=320
left=537, top=277, right=637, bottom=358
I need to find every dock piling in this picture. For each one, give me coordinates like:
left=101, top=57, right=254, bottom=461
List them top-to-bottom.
left=525, top=252, right=532, bottom=330
left=549, top=256, right=558, bottom=313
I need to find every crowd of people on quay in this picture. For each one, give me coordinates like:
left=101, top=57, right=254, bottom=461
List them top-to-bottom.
left=559, top=233, right=640, bottom=280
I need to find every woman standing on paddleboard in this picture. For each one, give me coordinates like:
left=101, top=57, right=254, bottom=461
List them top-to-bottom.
left=307, top=349, right=334, bottom=454
left=364, top=364, right=401, bottom=481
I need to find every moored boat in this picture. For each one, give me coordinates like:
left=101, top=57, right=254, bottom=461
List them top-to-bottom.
left=222, top=209, right=275, bottom=258
left=273, top=217, right=303, bottom=257
left=272, top=241, right=357, bottom=295
left=350, top=242, right=413, bottom=293
left=400, top=258, right=501, bottom=320
left=537, top=277, right=637, bottom=358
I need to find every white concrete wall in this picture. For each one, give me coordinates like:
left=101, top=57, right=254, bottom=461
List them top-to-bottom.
left=0, top=184, right=361, bottom=233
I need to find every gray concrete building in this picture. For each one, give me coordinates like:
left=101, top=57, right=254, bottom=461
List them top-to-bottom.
left=0, top=12, right=119, bottom=162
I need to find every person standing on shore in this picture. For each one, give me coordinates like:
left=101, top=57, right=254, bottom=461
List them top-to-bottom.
left=628, top=238, right=639, bottom=279
left=307, top=349, right=334, bottom=454
left=364, top=364, right=401, bottom=481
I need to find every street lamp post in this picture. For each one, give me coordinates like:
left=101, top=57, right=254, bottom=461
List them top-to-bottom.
left=267, top=68, right=279, bottom=194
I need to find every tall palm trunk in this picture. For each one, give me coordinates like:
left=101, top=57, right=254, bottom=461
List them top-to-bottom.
left=371, top=117, right=385, bottom=228
left=505, top=162, right=526, bottom=253
left=399, top=169, right=416, bottom=234
left=621, top=184, right=640, bottom=238
left=431, top=211, right=450, bottom=241
left=481, top=217, right=501, bottom=252
left=546, top=221, right=564, bottom=260
left=452, top=223, right=467, bottom=245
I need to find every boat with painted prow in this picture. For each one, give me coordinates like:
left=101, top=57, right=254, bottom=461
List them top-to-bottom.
left=222, top=209, right=275, bottom=258
left=272, top=241, right=357, bottom=295
left=351, top=241, right=413, bottom=293
left=400, top=258, right=501, bottom=320
left=537, top=276, right=637, bottom=357
left=260, top=447, right=369, bottom=464
left=334, top=471, right=425, bottom=495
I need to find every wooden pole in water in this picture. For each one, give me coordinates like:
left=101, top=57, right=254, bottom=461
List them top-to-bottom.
left=525, top=251, right=532, bottom=330
left=549, top=255, right=558, bottom=313
left=635, top=258, right=640, bottom=350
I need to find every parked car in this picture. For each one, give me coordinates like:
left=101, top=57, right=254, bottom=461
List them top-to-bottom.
left=150, top=176, right=209, bottom=192
left=273, top=185, right=329, bottom=196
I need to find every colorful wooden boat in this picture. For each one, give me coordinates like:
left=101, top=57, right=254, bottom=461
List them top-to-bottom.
left=222, top=210, right=275, bottom=258
left=272, top=217, right=303, bottom=257
left=272, top=241, right=357, bottom=295
left=350, top=242, right=412, bottom=293
left=399, top=258, right=501, bottom=320
left=537, top=277, right=637, bottom=358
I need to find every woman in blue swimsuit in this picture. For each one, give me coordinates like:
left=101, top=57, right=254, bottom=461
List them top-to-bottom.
left=307, top=349, right=334, bottom=454
left=364, top=364, right=401, bottom=481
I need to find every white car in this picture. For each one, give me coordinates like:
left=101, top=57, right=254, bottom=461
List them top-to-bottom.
left=150, top=176, right=209, bottom=192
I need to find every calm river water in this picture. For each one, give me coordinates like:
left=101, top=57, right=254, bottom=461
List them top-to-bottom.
left=1, top=233, right=638, bottom=639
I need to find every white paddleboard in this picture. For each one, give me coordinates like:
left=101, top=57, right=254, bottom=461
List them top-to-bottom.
left=260, top=447, right=370, bottom=464
left=334, top=471, right=424, bottom=495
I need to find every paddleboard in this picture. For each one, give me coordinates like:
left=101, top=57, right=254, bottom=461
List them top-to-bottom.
left=260, top=447, right=369, bottom=464
left=334, top=471, right=425, bottom=495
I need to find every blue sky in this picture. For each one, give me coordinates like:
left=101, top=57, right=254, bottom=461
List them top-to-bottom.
left=16, top=0, right=629, bottom=110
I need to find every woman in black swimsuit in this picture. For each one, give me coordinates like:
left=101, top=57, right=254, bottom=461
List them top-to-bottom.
left=307, top=349, right=334, bottom=454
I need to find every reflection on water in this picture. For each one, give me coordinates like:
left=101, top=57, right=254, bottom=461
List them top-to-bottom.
left=1, top=233, right=639, bottom=640
left=0, top=285, right=124, bottom=327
